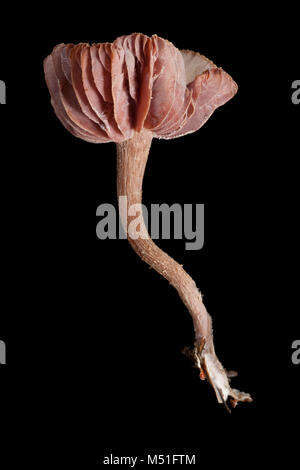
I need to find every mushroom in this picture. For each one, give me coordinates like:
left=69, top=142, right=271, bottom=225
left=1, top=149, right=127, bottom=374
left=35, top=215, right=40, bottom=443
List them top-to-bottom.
left=44, top=33, right=252, bottom=410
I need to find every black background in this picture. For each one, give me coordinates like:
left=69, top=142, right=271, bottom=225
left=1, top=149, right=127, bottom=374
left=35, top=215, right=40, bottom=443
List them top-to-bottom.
left=0, top=4, right=299, bottom=468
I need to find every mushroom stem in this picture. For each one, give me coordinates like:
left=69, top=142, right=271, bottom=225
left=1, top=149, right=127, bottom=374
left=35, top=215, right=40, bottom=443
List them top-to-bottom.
left=116, top=129, right=252, bottom=410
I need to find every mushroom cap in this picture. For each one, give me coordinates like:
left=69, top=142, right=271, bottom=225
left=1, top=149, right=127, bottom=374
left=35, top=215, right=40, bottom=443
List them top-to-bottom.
left=44, top=33, right=237, bottom=143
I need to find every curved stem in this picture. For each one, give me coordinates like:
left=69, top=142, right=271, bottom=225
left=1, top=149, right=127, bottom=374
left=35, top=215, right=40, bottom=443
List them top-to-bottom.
left=116, top=129, right=252, bottom=410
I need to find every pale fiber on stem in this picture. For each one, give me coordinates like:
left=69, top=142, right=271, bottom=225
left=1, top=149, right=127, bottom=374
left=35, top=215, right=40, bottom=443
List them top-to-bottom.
left=116, top=129, right=252, bottom=411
